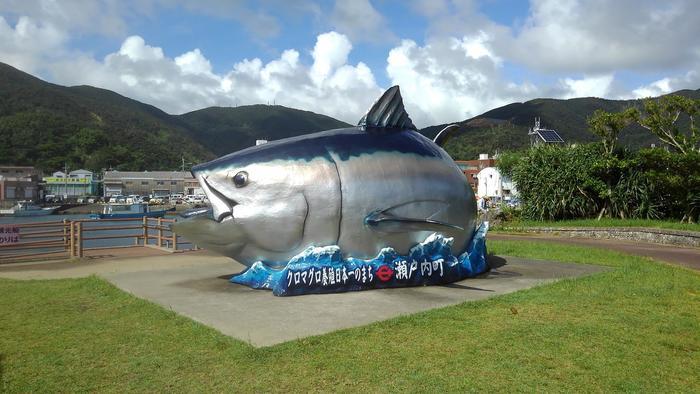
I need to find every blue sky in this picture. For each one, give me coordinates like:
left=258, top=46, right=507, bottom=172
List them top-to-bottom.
left=0, top=0, right=698, bottom=127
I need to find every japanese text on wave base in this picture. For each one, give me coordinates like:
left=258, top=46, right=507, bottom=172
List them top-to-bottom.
left=286, top=259, right=445, bottom=288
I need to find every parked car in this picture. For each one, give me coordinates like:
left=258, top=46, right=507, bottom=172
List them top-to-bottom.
left=44, top=194, right=62, bottom=203
left=170, top=194, right=184, bottom=204
left=184, top=194, right=206, bottom=204
left=77, top=195, right=99, bottom=204
left=109, top=195, right=127, bottom=203
left=126, top=195, right=144, bottom=204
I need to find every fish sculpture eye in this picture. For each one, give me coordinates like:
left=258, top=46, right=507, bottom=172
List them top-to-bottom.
left=232, top=171, right=249, bottom=188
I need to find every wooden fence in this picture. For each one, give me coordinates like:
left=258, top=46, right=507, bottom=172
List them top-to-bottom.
left=0, top=217, right=197, bottom=263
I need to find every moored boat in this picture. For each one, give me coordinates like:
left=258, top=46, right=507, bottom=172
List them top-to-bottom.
left=0, top=201, right=59, bottom=217
left=89, top=203, right=173, bottom=219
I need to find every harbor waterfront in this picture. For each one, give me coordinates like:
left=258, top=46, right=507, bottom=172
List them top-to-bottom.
left=0, top=211, right=192, bottom=260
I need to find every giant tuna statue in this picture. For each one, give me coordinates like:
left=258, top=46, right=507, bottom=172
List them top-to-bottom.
left=174, top=86, right=489, bottom=296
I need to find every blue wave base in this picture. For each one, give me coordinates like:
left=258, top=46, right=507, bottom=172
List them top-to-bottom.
left=231, top=222, right=489, bottom=296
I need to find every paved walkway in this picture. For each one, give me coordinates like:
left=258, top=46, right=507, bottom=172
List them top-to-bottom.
left=491, top=233, right=700, bottom=271
left=0, top=246, right=180, bottom=266
left=0, top=250, right=226, bottom=280
left=0, top=251, right=605, bottom=347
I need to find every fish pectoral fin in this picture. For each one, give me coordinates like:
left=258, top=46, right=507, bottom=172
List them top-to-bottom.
left=364, top=210, right=464, bottom=233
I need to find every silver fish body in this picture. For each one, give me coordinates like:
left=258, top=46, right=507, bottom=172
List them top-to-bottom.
left=173, top=87, right=476, bottom=268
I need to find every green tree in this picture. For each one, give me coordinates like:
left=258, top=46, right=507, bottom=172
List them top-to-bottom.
left=636, top=95, right=699, bottom=154
left=587, top=108, right=637, bottom=155
left=587, top=108, right=638, bottom=219
left=505, top=144, right=605, bottom=220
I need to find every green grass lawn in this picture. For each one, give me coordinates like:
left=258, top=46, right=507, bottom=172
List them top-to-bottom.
left=493, top=218, right=700, bottom=232
left=1, top=241, right=699, bottom=392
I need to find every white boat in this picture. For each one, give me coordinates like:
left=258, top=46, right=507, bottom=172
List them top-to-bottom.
left=0, top=201, right=59, bottom=217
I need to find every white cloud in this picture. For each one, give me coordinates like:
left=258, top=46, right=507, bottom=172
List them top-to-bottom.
left=0, top=0, right=699, bottom=131
left=0, top=0, right=130, bottom=37
left=167, top=0, right=282, bottom=40
left=330, top=0, right=395, bottom=43
left=410, top=0, right=449, bottom=18
left=506, top=0, right=700, bottom=74
left=0, top=16, right=67, bottom=74
left=45, top=32, right=381, bottom=124
left=222, top=32, right=381, bottom=122
left=310, top=32, right=353, bottom=85
left=386, top=35, right=535, bottom=127
left=118, top=36, right=164, bottom=61
left=175, top=49, right=213, bottom=75
left=630, top=69, right=700, bottom=98
left=556, top=74, right=615, bottom=99
left=631, top=79, right=673, bottom=98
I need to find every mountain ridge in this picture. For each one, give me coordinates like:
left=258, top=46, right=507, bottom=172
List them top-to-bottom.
left=2, top=61, right=698, bottom=170
left=0, top=62, right=350, bottom=172
left=421, top=89, right=700, bottom=160
left=178, top=104, right=350, bottom=156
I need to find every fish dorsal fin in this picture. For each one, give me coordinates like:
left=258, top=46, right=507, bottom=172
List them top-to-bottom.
left=358, top=86, right=417, bottom=132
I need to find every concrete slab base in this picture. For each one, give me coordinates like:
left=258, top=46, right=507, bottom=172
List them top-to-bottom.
left=101, top=255, right=606, bottom=347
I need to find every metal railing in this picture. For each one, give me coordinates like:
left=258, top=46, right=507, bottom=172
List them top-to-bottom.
left=0, top=217, right=197, bottom=263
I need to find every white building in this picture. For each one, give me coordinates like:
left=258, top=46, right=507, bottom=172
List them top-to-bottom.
left=476, top=167, right=518, bottom=202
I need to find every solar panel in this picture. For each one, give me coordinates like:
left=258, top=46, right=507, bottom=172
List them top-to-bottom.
left=537, top=129, right=564, bottom=143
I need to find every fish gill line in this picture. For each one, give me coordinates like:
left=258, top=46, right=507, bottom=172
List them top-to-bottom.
left=328, top=151, right=343, bottom=246
left=300, top=192, right=310, bottom=243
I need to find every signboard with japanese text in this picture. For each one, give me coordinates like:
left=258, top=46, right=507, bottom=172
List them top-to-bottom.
left=43, top=177, right=90, bottom=184
left=0, top=225, right=20, bottom=244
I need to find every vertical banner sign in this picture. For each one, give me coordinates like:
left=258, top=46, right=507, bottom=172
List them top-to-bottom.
left=0, top=225, right=20, bottom=244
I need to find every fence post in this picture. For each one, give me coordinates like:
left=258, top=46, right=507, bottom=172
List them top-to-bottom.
left=142, top=216, right=148, bottom=247
left=157, top=217, right=163, bottom=247
left=62, top=219, right=68, bottom=250
left=70, top=221, right=75, bottom=258
left=172, top=221, right=177, bottom=251
left=77, top=222, right=83, bottom=258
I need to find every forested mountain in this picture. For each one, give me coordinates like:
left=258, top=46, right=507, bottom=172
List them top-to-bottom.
left=2, top=61, right=698, bottom=170
left=0, top=62, right=349, bottom=172
left=0, top=62, right=214, bottom=172
left=421, top=89, right=700, bottom=160
left=178, top=105, right=350, bottom=156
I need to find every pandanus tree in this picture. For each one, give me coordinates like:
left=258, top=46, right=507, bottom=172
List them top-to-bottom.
left=587, top=95, right=700, bottom=222
left=636, top=95, right=699, bottom=155
left=587, top=108, right=637, bottom=219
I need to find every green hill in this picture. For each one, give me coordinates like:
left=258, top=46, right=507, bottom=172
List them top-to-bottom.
left=3, top=60, right=698, bottom=170
left=0, top=62, right=350, bottom=172
left=0, top=62, right=216, bottom=172
left=422, top=90, right=700, bottom=160
left=178, top=105, right=350, bottom=156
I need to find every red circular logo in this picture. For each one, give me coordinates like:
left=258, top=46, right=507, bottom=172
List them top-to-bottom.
left=376, top=265, right=394, bottom=282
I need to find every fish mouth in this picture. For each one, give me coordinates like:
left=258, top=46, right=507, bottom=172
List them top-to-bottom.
left=199, top=174, right=237, bottom=223
left=171, top=212, right=246, bottom=249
